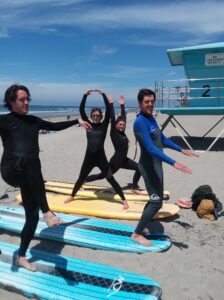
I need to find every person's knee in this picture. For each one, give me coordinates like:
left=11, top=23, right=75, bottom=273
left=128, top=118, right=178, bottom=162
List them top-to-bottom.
left=105, top=168, right=113, bottom=179
left=150, top=194, right=163, bottom=209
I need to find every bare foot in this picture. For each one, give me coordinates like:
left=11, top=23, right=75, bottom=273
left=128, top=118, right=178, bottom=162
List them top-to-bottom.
left=64, top=196, right=74, bottom=204
left=123, top=200, right=129, bottom=210
left=43, top=211, right=63, bottom=227
left=131, top=233, right=153, bottom=247
left=15, top=256, right=37, bottom=272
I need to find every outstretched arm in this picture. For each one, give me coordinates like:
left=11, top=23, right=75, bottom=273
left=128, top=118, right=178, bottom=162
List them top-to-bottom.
left=39, top=118, right=78, bottom=131
left=181, top=149, right=199, bottom=157
left=173, top=162, right=192, bottom=174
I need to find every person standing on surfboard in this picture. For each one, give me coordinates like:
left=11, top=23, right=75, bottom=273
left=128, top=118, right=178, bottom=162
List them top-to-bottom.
left=0, top=84, right=91, bottom=271
left=131, top=88, right=199, bottom=246
left=64, top=89, right=129, bottom=210
left=85, top=95, right=142, bottom=193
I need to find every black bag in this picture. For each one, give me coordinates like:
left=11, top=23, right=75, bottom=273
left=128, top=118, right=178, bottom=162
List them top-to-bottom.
left=191, top=185, right=223, bottom=219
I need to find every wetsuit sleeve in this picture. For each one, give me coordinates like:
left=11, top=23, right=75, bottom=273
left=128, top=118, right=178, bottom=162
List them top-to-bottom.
left=79, top=93, right=89, bottom=122
left=102, top=93, right=110, bottom=125
left=110, top=103, right=116, bottom=134
left=120, top=105, right=126, bottom=122
left=134, top=118, right=176, bottom=165
left=39, top=119, right=79, bottom=131
left=161, top=132, right=182, bottom=152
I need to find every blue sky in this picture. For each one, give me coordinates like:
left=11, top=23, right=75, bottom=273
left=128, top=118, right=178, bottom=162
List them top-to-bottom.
left=0, top=0, right=224, bottom=106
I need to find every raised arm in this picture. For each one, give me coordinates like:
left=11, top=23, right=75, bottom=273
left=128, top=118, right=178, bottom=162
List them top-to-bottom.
left=95, top=90, right=110, bottom=124
left=79, top=92, right=89, bottom=122
left=108, top=95, right=116, bottom=133
left=119, top=96, right=126, bottom=121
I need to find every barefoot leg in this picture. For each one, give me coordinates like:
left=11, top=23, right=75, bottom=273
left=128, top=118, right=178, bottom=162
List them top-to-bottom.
left=64, top=196, right=74, bottom=204
left=43, top=211, right=63, bottom=227
left=131, top=233, right=153, bottom=247
left=15, top=256, right=37, bottom=272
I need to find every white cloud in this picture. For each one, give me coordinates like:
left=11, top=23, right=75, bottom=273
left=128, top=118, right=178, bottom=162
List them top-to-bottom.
left=0, top=0, right=85, bottom=7
left=0, top=1, right=223, bottom=38
left=91, top=45, right=118, bottom=56
left=91, top=65, right=160, bottom=79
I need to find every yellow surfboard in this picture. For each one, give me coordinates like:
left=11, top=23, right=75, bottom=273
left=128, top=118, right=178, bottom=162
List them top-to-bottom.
left=44, top=180, right=170, bottom=201
left=16, top=193, right=179, bottom=220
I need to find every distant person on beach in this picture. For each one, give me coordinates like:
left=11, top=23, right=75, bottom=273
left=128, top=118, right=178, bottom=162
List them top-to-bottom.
left=0, top=84, right=91, bottom=271
left=131, top=88, right=199, bottom=246
left=64, top=89, right=129, bottom=209
left=86, top=95, right=142, bottom=193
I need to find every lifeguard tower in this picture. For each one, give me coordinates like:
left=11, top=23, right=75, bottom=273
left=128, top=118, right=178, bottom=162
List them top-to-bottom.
left=155, top=42, right=224, bottom=151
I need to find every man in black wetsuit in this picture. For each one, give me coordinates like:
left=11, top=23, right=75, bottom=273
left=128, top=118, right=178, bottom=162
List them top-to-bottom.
left=0, top=84, right=91, bottom=271
left=131, top=88, right=199, bottom=246
left=64, top=90, right=129, bottom=210
left=86, top=95, right=141, bottom=192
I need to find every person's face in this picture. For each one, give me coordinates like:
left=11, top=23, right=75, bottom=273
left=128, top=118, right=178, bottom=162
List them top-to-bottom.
left=10, top=89, right=30, bottom=115
left=139, top=95, right=155, bottom=115
left=91, top=111, right=102, bottom=124
left=116, top=120, right=126, bottom=132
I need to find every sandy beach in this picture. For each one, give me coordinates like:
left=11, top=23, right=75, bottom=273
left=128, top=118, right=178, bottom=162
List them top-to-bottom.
left=0, top=112, right=224, bottom=300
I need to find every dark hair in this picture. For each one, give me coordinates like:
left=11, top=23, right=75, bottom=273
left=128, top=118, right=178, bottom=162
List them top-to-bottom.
left=3, top=84, right=31, bottom=111
left=137, top=88, right=156, bottom=104
left=90, top=107, right=103, bottom=119
left=115, top=115, right=126, bottom=125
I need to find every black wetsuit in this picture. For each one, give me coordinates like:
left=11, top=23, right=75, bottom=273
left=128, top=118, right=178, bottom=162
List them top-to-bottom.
left=70, top=93, right=125, bottom=200
left=87, top=103, right=141, bottom=187
left=0, top=112, right=78, bottom=256
left=133, top=112, right=182, bottom=234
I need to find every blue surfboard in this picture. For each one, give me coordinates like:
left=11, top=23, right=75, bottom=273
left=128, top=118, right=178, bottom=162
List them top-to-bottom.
left=0, top=205, right=171, bottom=253
left=0, top=242, right=162, bottom=300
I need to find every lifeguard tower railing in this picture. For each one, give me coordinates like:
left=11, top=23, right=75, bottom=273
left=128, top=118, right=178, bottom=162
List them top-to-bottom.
left=154, top=77, right=224, bottom=151
left=155, top=77, right=224, bottom=113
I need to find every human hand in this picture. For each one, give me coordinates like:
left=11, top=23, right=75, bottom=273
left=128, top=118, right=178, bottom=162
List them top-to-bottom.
left=94, top=89, right=103, bottom=95
left=85, top=90, right=94, bottom=95
left=108, top=94, right=114, bottom=104
left=119, top=95, right=125, bottom=105
left=78, top=120, right=92, bottom=132
left=181, top=149, right=199, bottom=157
left=173, top=162, right=192, bottom=174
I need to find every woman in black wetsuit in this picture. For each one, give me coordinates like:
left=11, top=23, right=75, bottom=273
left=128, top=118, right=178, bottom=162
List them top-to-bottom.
left=0, top=84, right=91, bottom=271
left=64, top=90, right=129, bottom=210
left=86, top=95, right=141, bottom=192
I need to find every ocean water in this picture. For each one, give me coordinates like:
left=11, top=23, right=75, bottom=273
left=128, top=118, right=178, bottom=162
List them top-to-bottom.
left=0, top=104, right=137, bottom=117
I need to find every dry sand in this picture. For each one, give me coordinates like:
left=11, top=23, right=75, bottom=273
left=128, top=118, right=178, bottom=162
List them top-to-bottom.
left=0, top=112, right=224, bottom=300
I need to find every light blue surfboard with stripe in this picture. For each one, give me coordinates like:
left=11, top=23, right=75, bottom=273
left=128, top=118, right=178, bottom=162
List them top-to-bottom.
left=0, top=205, right=171, bottom=253
left=0, top=242, right=162, bottom=300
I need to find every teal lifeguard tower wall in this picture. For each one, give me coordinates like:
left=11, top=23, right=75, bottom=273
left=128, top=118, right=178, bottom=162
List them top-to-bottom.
left=167, top=42, right=224, bottom=109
